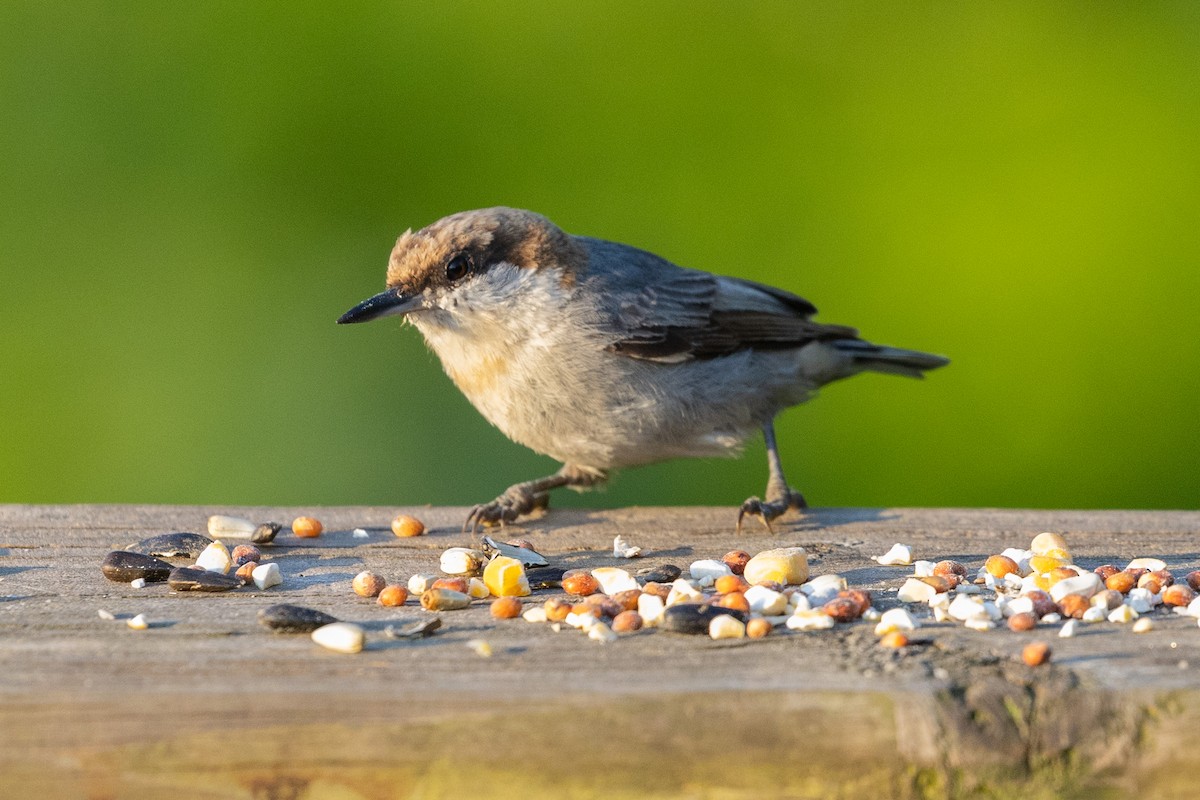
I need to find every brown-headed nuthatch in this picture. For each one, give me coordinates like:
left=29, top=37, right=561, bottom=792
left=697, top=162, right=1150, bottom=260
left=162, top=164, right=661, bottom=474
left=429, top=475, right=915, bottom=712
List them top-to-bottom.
left=339, top=207, right=948, bottom=531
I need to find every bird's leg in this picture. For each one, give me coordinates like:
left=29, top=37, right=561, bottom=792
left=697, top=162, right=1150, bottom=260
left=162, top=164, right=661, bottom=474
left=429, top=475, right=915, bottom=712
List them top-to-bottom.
left=737, top=420, right=807, bottom=533
left=465, top=464, right=605, bottom=532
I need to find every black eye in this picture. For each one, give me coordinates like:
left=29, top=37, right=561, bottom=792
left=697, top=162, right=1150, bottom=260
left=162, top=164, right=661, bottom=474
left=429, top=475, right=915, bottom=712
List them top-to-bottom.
left=445, top=254, right=470, bottom=282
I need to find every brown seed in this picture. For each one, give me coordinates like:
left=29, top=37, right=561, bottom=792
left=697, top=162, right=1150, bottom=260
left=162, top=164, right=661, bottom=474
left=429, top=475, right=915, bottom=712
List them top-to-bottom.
left=391, top=514, right=426, bottom=538
left=292, top=516, right=323, bottom=538
left=231, top=545, right=262, bottom=566
left=722, top=550, right=751, bottom=575
left=985, top=555, right=1019, bottom=578
left=933, top=560, right=968, bottom=580
left=235, top=561, right=258, bottom=583
left=1093, top=564, right=1120, bottom=581
left=1047, top=567, right=1078, bottom=585
left=1149, top=569, right=1175, bottom=588
left=562, top=570, right=599, bottom=597
left=352, top=571, right=386, bottom=598
left=1186, top=571, right=1200, bottom=592
left=1105, top=572, right=1136, bottom=594
left=714, top=574, right=750, bottom=595
left=431, top=576, right=469, bottom=594
left=916, top=576, right=952, bottom=594
left=1138, top=577, right=1162, bottom=596
left=640, top=581, right=671, bottom=600
left=1162, top=584, right=1196, bottom=607
left=378, top=585, right=409, bottom=607
left=611, top=589, right=642, bottom=611
left=838, top=589, right=872, bottom=616
left=1092, top=589, right=1124, bottom=611
left=1026, top=590, right=1057, bottom=618
left=717, top=592, right=750, bottom=613
left=581, top=594, right=622, bottom=618
left=1056, top=594, right=1089, bottom=619
left=490, top=596, right=523, bottom=619
left=822, top=597, right=862, bottom=623
left=544, top=598, right=573, bottom=622
left=612, top=610, right=644, bottom=633
left=1007, top=612, right=1037, bottom=632
left=746, top=617, right=772, bottom=639
left=880, top=631, right=909, bottom=649
left=1022, top=641, right=1051, bottom=667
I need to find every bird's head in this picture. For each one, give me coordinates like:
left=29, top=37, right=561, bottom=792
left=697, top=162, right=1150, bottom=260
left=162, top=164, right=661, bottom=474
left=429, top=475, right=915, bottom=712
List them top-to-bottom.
left=337, top=207, right=585, bottom=328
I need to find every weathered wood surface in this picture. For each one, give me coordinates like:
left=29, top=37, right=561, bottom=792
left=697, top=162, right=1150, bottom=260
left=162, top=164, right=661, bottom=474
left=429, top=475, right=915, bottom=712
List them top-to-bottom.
left=2, top=505, right=1199, bottom=799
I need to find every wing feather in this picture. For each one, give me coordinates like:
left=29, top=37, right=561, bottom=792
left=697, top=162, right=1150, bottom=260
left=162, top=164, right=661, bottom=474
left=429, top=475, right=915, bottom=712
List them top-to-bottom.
left=579, top=237, right=857, bottom=363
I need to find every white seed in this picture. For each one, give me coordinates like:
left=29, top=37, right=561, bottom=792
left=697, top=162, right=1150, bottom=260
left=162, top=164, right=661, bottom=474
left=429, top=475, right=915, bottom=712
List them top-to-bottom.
left=207, top=514, right=257, bottom=539
left=352, top=528, right=369, bottom=538
left=612, top=535, right=642, bottom=559
left=195, top=541, right=232, bottom=575
left=873, top=543, right=913, bottom=566
left=440, top=547, right=487, bottom=576
left=1126, top=557, right=1167, bottom=572
left=689, top=559, right=732, bottom=582
left=912, top=560, right=936, bottom=577
left=252, top=562, right=282, bottom=590
left=591, top=567, right=639, bottom=595
left=1003, top=573, right=1024, bottom=592
left=1048, top=573, right=1103, bottom=603
left=407, top=574, right=436, bottom=594
left=799, top=574, right=846, bottom=606
left=130, top=578, right=147, bottom=589
left=665, top=578, right=703, bottom=607
left=897, top=578, right=937, bottom=604
left=956, top=583, right=983, bottom=596
left=744, top=585, right=787, bottom=615
left=1127, top=588, right=1157, bottom=614
left=637, top=593, right=665, bottom=626
left=788, top=593, right=812, bottom=613
left=928, top=593, right=951, bottom=612
left=949, top=595, right=989, bottom=622
left=1006, top=596, right=1035, bottom=617
left=1186, top=596, right=1200, bottom=619
left=1108, top=604, right=1139, bottom=623
left=522, top=606, right=548, bottom=623
left=1081, top=606, right=1107, bottom=623
left=874, top=608, right=918, bottom=635
left=97, top=609, right=116, bottom=621
left=565, top=610, right=599, bottom=630
left=787, top=610, right=836, bottom=631
left=1041, top=612, right=1062, bottom=624
left=126, top=614, right=148, bottom=631
left=708, top=614, right=746, bottom=640
left=964, top=617, right=995, bottom=631
left=1132, top=617, right=1155, bottom=633
left=1059, top=619, right=1077, bottom=638
left=312, top=622, right=365, bottom=654
left=588, top=624, right=618, bottom=644
left=466, top=639, right=493, bottom=657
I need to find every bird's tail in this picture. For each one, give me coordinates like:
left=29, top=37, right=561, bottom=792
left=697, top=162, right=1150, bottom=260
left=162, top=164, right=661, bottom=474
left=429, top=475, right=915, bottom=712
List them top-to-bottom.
left=832, top=339, right=950, bottom=379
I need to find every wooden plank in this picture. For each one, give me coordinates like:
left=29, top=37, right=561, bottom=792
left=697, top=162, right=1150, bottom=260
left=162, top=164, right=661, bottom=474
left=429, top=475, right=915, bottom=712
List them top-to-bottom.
left=2, top=505, right=1199, bottom=798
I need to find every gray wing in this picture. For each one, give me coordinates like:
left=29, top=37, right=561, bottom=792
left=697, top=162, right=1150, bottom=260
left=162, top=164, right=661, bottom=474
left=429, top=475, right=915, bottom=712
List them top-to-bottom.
left=578, top=237, right=858, bottom=363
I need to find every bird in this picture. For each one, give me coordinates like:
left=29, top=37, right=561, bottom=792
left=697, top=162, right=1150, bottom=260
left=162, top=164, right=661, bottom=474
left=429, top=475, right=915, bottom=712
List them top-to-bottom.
left=338, top=207, right=948, bottom=531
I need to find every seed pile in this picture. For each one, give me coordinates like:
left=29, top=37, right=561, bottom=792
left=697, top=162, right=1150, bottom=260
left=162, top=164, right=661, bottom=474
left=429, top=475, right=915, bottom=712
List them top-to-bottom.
left=96, top=515, right=1200, bottom=663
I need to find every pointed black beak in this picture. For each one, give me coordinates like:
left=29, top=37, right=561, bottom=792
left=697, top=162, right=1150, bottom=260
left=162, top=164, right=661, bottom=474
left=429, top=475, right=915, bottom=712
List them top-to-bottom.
left=337, top=289, right=422, bottom=324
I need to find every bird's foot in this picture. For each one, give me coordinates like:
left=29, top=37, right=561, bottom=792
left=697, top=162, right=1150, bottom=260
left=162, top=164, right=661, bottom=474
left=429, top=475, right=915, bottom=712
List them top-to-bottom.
left=464, top=487, right=548, bottom=532
left=736, top=488, right=806, bottom=533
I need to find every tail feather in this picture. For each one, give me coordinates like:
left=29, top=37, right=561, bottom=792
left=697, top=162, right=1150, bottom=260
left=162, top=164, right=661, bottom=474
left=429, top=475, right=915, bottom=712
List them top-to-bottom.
left=832, top=340, right=950, bottom=379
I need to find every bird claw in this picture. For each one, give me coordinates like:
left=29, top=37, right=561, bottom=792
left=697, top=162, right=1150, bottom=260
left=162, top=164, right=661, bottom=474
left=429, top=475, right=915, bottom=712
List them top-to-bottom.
left=464, top=488, right=544, bottom=533
left=735, top=488, right=806, bottom=534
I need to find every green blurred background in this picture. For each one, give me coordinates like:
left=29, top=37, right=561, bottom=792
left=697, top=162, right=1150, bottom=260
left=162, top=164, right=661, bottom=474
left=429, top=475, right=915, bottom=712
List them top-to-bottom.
left=2, top=2, right=1197, bottom=510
